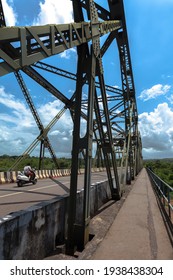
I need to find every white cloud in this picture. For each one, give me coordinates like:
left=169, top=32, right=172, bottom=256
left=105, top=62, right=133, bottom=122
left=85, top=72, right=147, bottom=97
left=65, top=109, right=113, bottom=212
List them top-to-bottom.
left=1, top=0, right=17, bottom=26
left=33, top=0, right=73, bottom=25
left=33, top=0, right=75, bottom=59
left=60, top=48, right=76, bottom=59
left=138, top=84, right=171, bottom=101
left=0, top=86, right=73, bottom=157
left=0, top=86, right=35, bottom=127
left=0, top=86, right=39, bottom=155
left=166, top=94, right=173, bottom=104
left=38, top=99, right=62, bottom=123
left=38, top=101, right=73, bottom=157
left=139, top=102, right=173, bottom=158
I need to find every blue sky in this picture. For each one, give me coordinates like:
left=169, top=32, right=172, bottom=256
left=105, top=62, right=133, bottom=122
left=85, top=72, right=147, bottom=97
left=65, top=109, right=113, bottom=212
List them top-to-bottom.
left=1, top=0, right=173, bottom=159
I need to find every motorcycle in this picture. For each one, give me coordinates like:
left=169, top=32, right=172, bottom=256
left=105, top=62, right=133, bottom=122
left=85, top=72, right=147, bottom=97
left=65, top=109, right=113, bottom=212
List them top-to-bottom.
left=16, top=169, right=37, bottom=187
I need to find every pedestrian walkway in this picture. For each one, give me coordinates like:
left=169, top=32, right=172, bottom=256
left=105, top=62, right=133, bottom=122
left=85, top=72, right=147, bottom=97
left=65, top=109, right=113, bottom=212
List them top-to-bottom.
left=45, top=168, right=173, bottom=260
left=91, top=168, right=173, bottom=260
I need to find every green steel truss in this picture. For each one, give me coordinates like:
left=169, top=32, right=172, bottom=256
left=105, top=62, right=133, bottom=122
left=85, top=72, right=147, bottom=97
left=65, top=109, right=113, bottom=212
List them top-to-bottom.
left=0, top=0, right=143, bottom=255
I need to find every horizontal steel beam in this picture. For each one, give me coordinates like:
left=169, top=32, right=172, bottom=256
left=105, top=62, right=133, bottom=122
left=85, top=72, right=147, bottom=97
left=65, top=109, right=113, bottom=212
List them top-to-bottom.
left=0, top=20, right=122, bottom=76
left=33, top=61, right=123, bottom=96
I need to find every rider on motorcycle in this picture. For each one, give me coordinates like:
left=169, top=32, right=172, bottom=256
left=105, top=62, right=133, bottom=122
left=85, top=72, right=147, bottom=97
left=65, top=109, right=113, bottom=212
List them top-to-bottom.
left=24, top=163, right=35, bottom=181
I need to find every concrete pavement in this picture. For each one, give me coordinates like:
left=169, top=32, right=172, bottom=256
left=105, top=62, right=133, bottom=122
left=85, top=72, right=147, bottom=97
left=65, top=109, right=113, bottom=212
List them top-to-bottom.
left=45, top=168, right=173, bottom=260
left=91, top=168, right=173, bottom=260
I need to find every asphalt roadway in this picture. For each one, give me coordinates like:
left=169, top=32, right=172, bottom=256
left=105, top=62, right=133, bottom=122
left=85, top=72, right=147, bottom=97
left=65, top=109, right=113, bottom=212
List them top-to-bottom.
left=1, top=168, right=172, bottom=260
left=0, top=171, right=108, bottom=218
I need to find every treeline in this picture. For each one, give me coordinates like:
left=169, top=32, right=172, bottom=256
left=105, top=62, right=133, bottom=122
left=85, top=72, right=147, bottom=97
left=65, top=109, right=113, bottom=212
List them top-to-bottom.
left=0, top=155, right=74, bottom=172
left=2, top=155, right=173, bottom=187
left=144, top=159, right=173, bottom=187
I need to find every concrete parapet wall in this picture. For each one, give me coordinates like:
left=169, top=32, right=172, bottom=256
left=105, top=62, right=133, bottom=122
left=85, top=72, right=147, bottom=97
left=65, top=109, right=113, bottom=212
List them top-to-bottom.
left=0, top=168, right=106, bottom=184
left=0, top=179, right=111, bottom=260
left=0, top=197, right=68, bottom=260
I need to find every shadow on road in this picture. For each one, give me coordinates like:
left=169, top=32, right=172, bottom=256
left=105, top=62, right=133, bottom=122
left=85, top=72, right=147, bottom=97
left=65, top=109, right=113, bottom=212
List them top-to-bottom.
left=49, top=176, right=70, bottom=193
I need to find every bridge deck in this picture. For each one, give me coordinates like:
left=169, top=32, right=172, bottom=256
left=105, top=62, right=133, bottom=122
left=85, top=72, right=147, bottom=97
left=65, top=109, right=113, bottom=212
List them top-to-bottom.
left=45, top=168, right=173, bottom=260
left=90, top=168, right=173, bottom=260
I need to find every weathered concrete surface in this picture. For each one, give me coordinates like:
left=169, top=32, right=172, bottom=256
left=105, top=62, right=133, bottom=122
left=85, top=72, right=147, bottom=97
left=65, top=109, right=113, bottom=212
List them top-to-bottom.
left=2, top=168, right=172, bottom=260
left=91, top=168, right=173, bottom=260
left=0, top=179, right=111, bottom=259
left=45, top=183, right=134, bottom=260
left=0, top=197, right=68, bottom=260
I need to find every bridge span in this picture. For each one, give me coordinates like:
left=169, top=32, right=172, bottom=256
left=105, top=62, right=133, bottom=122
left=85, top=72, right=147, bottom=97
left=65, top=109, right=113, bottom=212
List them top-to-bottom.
left=1, top=0, right=171, bottom=260
left=0, top=167, right=172, bottom=259
left=45, top=168, right=173, bottom=260
left=0, top=170, right=108, bottom=218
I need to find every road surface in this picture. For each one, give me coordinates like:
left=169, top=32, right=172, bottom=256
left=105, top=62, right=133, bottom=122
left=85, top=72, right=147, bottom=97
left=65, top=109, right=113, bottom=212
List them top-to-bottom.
left=0, top=171, right=108, bottom=218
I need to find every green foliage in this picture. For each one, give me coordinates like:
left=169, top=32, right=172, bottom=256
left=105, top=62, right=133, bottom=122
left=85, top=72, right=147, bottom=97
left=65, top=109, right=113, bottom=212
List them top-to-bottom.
left=0, top=155, right=72, bottom=171
left=144, top=158, right=173, bottom=187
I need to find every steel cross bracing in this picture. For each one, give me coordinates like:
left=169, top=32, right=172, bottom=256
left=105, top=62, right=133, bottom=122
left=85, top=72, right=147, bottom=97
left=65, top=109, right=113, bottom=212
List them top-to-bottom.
left=0, top=0, right=143, bottom=255
left=107, top=0, right=142, bottom=183
left=0, top=1, right=5, bottom=27
left=0, top=2, right=59, bottom=171
left=0, top=19, right=121, bottom=76
left=32, top=61, right=127, bottom=161
left=33, top=61, right=124, bottom=96
left=32, top=63, right=128, bottom=167
left=14, top=71, right=59, bottom=170
left=9, top=108, right=66, bottom=171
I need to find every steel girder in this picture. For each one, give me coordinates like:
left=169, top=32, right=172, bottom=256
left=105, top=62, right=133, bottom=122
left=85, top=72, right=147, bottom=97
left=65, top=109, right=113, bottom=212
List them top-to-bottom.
left=0, top=0, right=143, bottom=255
left=0, top=0, right=5, bottom=27
left=65, top=0, right=124, bottom=255
left=107, top=0, right=142, bottom=185
left=0, top=3, right=59, bottom=170
left=0, top=20, right=121, bottom=76
left=32, top=61, right=127, bottom=167
left=33, top=61, right=124, bottom=96
left=14, top=71, right=59, bottom=170
left=9, top=108, right=66, bottom=171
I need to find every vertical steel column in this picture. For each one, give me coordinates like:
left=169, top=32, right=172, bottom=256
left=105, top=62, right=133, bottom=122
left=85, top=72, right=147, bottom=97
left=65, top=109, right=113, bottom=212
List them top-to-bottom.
left=0, top=0, right=5, bottom=27
left=66, top=0, right=98, bottom=255
left=107, top=0, right=141, bottom=183
left=117, top=31, right=133, bottom=184
left=66, top=44, right=96, bottom=254
left=94, top=70, right=121, bottom=198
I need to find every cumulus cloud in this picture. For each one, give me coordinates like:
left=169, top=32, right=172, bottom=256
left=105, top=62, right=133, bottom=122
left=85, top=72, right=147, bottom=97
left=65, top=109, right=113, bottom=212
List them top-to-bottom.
left=1, top=0, right=17, bottom=26
left=32, top=0, right=75, bottom=59
left=33, top=0, right=73, bottom=25
left=60, top=48, right=76, bottom=59
left=138, top=84, right=171, bottom=101
left=2, top=85, right=173, bottom=159
left=0, top=86, right=73, bottom=157
left=0, top=86, right=35, bottom=128
left=0, top=86, right=38, bottom=155
left=166, top=94, right=173, bottom=104
left=37, top=100, right=73, bottom=157
left=139, top=102, right=173, bottom=158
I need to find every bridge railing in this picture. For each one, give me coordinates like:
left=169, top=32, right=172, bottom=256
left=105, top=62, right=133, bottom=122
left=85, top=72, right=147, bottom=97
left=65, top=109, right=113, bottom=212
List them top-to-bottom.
left=146, top=167, right=173, bottom=245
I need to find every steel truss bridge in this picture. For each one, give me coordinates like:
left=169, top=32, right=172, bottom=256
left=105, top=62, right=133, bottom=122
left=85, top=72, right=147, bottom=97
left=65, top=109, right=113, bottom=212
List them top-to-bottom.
left=0, top=0, right=143, bottom=255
